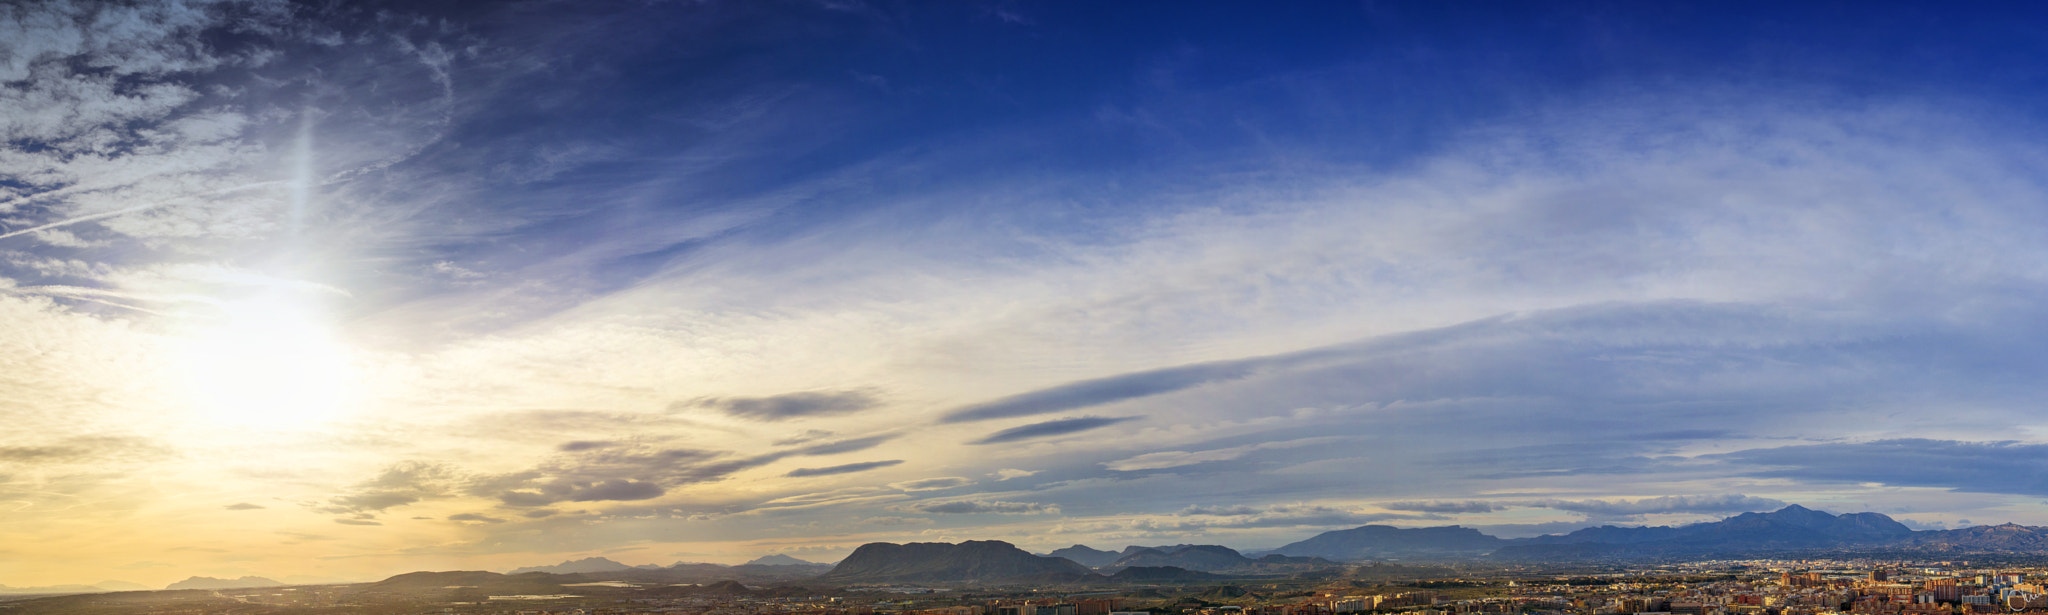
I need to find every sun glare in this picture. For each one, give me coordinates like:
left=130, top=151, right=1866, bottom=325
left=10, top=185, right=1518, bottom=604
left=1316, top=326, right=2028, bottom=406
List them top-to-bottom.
left=180, top=296, right=356, bottom=429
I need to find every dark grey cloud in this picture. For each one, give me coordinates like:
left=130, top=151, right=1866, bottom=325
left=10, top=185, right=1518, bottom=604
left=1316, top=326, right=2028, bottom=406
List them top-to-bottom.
left=935, top=314, right=1523, bottom=425
left=942, top=362, right=1258, bottom=423
left=678, top=390, right=880, bottom=421
left=971, top=416, right=1138, bottom=444
left=1715, top=439, right=2048, bottom=497
left=558, top=440, right=618, bottom=452
left=477, top=448, right=724, bottom=507
left=785, top=459, right=903, bottom=477
left=318, top=462, right=456, bottom=514
left=890, top=477, right=972, bottom=491
left=903, top=500, right=1059, bottom=514
left=1382, top=500, right=1504, bottom=514
left=224, top=502, right=265, bottom=511
left=448, top=513, right=507, bottom=524
left=333, top=518, right=382, bottom=526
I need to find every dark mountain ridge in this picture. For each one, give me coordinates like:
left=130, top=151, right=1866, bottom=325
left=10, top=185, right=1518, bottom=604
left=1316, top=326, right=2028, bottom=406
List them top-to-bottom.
left=1267, top=504, right=2025, bottom=562
left=817, top=540, right=1094, bottom=583
left=1047, top=544, right=1121, bottom=567
left=163, top=576, right=283, bottom=590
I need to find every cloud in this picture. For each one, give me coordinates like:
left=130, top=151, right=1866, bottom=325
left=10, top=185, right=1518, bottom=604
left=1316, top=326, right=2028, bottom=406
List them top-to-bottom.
left=943, top=363, right=1258, bottom=423
left=678, top=390, right=881, bottom=421
left=971, top=416, right=1138, bottom=445
left=774, top=430, right=835, bottom=446
left=793, top=434, right=898, bottom=456
left=0, top=436, right=169, bottom=465
left=1103, top=437, right=1341, bottom=471
left=558, top=440, right=618, bottom=452
left=1715, top=440, right=2048, bottom=497
left=470, top=446, right=741, bottom=507
left=785, top=459, right=904, bottom=477
left=318, top=462, right=458, bottom=514
left=992, top=469, right=1038, bottom=480
left=890, top=477, right=971, bottom=491
left=1529, top=494, right=1789, bottom=521
left=900, top=500, right=1060, bottom=514
left=1381, top=500, right=1504, bottom=514
left=224, top=502, right=265, bottom=511
left=1173, top=504, right=1432, bottom=528
left=1180, top=505, right=1259, bottom=516
left=448, top=513, right=507, bottom=524
left=859, top=516, right=934, bottom=526
left=333, top=518, right=383, bottom=526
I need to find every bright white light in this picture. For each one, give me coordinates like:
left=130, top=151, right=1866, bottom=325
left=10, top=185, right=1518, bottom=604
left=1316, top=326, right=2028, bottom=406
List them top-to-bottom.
left=180, top=295, right=355, bottom=429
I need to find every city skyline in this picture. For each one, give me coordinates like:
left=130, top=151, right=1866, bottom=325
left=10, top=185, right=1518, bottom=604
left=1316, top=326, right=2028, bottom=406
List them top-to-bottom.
left=7, top=1, right=2048, bottom=587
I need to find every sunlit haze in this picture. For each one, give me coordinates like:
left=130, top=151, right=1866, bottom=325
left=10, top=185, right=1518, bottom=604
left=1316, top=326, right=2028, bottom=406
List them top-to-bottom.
left=7, top=0, right=2048, bottom=589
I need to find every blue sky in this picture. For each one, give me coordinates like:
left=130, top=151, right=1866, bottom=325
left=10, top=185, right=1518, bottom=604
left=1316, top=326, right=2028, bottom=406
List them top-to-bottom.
left=6, top=0, right=2048, bottom=586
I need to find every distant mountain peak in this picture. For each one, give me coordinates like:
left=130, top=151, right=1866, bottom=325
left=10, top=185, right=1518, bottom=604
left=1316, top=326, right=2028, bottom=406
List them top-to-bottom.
left=817, top=540, right=1094, bottom=583
left=1047, top=544, right=1120, bottom=568
left=742, top=554, right=820, bottom=566
left=508, top=556, right=635, bottom=575
left=165, top=576, right=283, bottom=590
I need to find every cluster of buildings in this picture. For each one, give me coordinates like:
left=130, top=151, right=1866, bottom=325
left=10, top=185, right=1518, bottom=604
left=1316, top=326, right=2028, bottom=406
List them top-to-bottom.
left=1441, top=564, right=2048, bottom=615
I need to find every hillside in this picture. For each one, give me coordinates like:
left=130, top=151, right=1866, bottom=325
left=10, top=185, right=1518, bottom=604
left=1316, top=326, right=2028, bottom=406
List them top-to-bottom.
left=1274, top=525, right=1504, bottom=560
left=817, top=540, right=1094, bottom=583
left=1048, top=545, right=1122, bottom=567
left=1107, top=545, right=1255, bottom=572
left=743, top=554, right=822, bottom=566
left=509, top=557, right=638, bottom=574
left=163, top=576, right=283, bottom=590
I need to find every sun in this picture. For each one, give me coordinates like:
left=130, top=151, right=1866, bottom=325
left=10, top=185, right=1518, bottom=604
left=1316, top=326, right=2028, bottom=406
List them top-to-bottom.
left=179, top=295, right=356, bottom=429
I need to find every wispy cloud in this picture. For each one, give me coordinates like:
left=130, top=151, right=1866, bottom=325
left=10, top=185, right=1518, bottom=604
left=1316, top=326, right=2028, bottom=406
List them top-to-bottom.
left=678, top=390, right=883, bottom=422
left=971, top=416, right=1140, bottom=444
left=785, top=459, right=904, bottom=477
left=898, top=500, right=1061, bottom=515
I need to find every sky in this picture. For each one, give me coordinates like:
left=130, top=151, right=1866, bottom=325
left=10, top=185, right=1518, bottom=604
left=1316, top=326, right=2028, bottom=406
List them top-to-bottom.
left=6, top=0, right=2048, bottom=587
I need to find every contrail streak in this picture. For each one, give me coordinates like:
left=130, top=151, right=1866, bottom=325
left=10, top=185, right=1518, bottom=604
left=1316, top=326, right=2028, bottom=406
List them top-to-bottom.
left=0, top=181, right=286, bottom=241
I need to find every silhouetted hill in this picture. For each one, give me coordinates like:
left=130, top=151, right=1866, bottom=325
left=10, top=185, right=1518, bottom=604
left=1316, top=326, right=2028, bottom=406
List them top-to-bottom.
left=1264, top=505, right=1998, bottom=562
left=1493, top=505, right=1921, bottom=560
left=1901, top=523, right=2048, bottom=551
left=1274, top=525, right=1504, bottom=560
left=817, top=540, right=1093, bottom=583
left=1048, top=544, right=1122, bottom=567
left=1108, top=545, right=1253, bottom=572
left=743, top=554, right=820, bottom=566
left=509, top=556, right=635, bottom=574
left=1107, top=566, right=1222, bottom=582
left=360, top=570, right=570, bottom=602
left=163, top=576, right=283, bottom=590
left=700, top=580, right=752, bottom=593
left=2, top=590, right=235, bottom=615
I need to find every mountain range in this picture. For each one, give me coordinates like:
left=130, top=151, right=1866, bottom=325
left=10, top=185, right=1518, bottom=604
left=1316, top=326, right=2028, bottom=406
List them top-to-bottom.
left=13, top=505, right=2048, bottom=597
left=1264, top=505, right=2039, bottom=561
left=804, top=506, right=2048, bottom=583
left=818, top=540, right=1095, bottom=583
left=743, top=554, right=823, bottom=566
left=505, top=555, right=833, bottom=578
left=163, top=576, right=283, bottom=590
left=0, top=580, right=149, bottom=595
